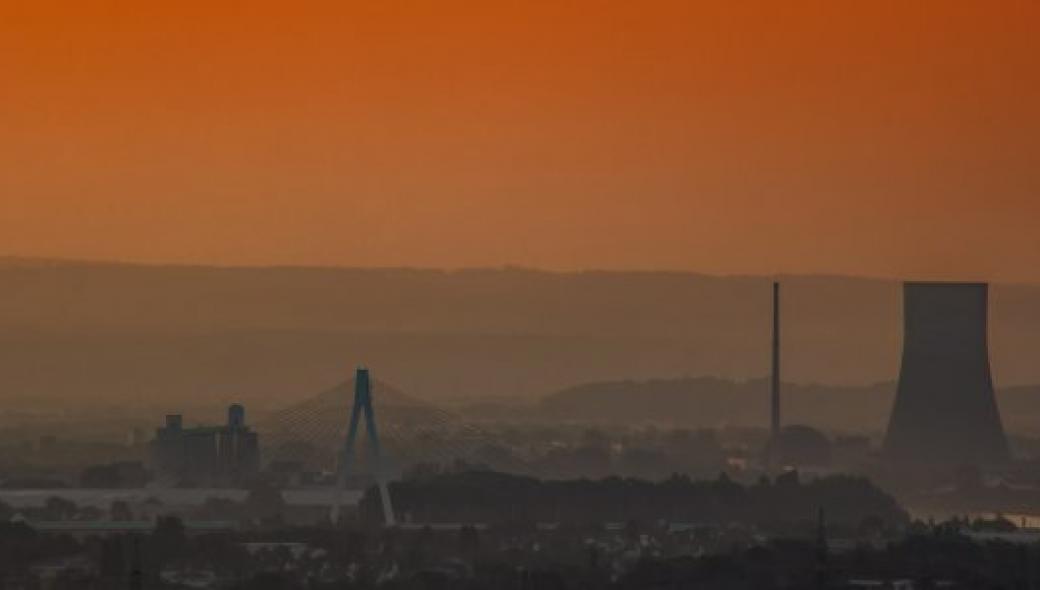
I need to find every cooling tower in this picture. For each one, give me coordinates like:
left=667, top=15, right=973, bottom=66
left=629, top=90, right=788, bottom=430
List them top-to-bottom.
left=882, top=282, right=1009, bottom=469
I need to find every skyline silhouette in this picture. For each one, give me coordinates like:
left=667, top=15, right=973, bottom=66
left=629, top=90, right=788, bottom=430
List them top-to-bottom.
left=2, top=3, right=1038, bottom=587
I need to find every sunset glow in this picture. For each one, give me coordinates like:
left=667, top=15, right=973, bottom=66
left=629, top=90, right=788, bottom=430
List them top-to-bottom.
left=2, top=1, right=1037, bottom=280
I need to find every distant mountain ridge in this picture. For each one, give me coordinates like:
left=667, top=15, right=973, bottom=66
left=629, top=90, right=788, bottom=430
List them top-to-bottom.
left=1, top=258, right=1038, bottom=408
left=530, top=377, right=1040, bottom=434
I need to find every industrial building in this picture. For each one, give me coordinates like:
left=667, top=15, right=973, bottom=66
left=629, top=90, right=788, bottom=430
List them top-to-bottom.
left=883, top=282, right=1010, bottom=470
left=151, top=404, right=260, bottom=486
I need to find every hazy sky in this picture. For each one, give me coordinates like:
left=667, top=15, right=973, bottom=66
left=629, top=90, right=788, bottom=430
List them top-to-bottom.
left=2, top=1, right=1038, bottom=281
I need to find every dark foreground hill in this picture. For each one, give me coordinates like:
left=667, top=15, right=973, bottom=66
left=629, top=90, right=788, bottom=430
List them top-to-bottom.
left=1, top=258, right=1038, bottom=411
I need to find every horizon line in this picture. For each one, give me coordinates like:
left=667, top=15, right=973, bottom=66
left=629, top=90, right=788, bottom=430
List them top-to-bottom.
left=1, top=254, right=1033, bottom=287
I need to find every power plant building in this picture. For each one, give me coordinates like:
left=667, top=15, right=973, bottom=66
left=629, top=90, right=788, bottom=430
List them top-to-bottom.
left=882, top=282, right=1009, bottom=470
left=151, top=404, right=260, bottom=486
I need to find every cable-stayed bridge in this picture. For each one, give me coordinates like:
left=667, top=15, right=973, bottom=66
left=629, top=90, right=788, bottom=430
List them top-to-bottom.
left=255, top=367, right=521, bottom=524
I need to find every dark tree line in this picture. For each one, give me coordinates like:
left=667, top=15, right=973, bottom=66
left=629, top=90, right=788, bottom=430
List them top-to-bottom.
left=360, top=470, right=908, bottom=532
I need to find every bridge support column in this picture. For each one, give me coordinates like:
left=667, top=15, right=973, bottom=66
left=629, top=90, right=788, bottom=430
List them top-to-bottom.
left=331, top=366, right=396, bottom=526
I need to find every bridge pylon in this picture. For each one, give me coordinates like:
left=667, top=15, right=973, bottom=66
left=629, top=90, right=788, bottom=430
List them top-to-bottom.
left=331, top=366, right=396, bottom=526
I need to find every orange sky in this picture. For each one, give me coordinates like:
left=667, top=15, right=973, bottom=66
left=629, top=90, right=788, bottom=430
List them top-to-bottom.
left=1, top=1, right=1038, bottom=281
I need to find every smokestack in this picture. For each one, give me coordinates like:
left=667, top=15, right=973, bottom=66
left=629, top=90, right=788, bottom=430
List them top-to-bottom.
left=771, top=281, right=781, bottom=437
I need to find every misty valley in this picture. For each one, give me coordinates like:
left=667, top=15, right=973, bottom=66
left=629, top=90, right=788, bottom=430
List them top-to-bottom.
left=0, top=262, right=1039, bottom=588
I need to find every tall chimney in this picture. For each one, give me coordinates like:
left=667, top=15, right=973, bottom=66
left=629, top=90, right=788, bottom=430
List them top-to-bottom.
left=771, top=281, right=781, bottom=437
